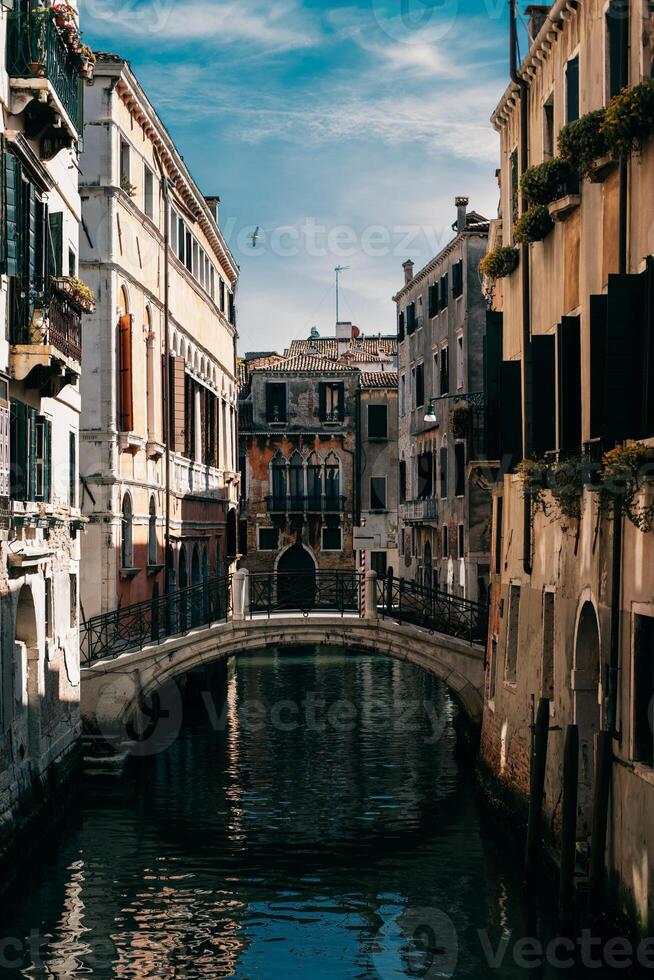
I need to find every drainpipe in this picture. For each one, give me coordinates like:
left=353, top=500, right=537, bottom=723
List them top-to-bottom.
left=510, top=0, right=533, bottom=575
left=608, top=0, right=630, bottom=738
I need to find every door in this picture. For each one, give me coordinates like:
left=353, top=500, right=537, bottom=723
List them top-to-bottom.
left=276, top=542, right=315, bottom=610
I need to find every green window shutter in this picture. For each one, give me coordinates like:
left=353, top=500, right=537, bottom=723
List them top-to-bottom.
left=566, top=56, right=580, bottom=124
left=5, top=151, right=21, bottom=279
left=27, top=180, right=36, bottom=287
left=35, top=198, right=47, bottom=292
left=48, top=212, right=63, bottom=277
left=644, top=257, right=654, bottom=436
left=605, top=273, right=645, bottom=443
left=428, top=284, right=437, bottom=318
left=590, top=294, right=608, bottom=440
left=398, top=310, right=405, bottom=341
left=484, top=311, right=503, bottom=461
left=557, top=316, right=582, bottom=452
left=532, top=334, right=556, bottom=456
left=500, top=360, right=523, bottom=471
left=317, top=382, right=326, bottom=421
left=10, top=402, right=27, bottom=500
left=27, top=406, right=37, bottom=502
left=45, top=419, right=52, bottom=502
left=68, top=430, right=75, bottom=506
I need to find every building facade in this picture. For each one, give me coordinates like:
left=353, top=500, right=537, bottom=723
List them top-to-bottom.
left=481, top=0, right=654, bottom=933
left=0, top=1, right=90, bottom=859
left=79, top=55, right=240, bottom=624
left=394, top=198, right=491, bottom=602
left=238, top=325, right=398, bottom=583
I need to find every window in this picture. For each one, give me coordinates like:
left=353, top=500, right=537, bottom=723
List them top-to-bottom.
left=606, top=2, right=622, bottom=103
left=566, top=54, right=580, bottom=124
left=543, top=94, right=554, bottom=159
left=119, top=138, right=130, bottom=186
left=510, top=148, right=519, bottom=229
left=144, top=164, right=154, bottom=218
left=68, top=248, right=76, bottom=277
left=452, top=260, right=464, bottom=299
left=439, top=273, right=449, bottom=311
left=220, top=278, right=226, bottom=312
left=428, top=283, right=438, bottom=318
left=417, top=295, right=424, bottom=328
left=406, top=302, right=416, bottom=335
left=117, top=311, right=133, bottom=432
left=457, top=336, right=464, bottom=390
left=440, top=346, right=450, bottom=394
left=433, top=352, right=439, bottom=396
left=415, top=363, right=424, bottom=408
left=400, top=375, right=406, bottom=416
left=320, top=382, right=344, bottom=422
left=266, top=383, right=287, bottom=423
left=10, top=403, right=51, bottom=503
left=368, top=404, right=388, bottom=439
left=68, top=431, right=76, bottom=507
left=455, top=442, right=466, bottom=497
left=439, top=444, right=448, bottom=499
left=288, top=450, right=304, bottom=506
left=271, top=452, right=287, bottom=503
left=306, top=452, right=322, bottom=506
left=417, top=452, right=433, bottom=499
left=325, top=453, right=340, bottom=507
left=399, top=460, right=407, bottom=503
left=370, top=476, right=387, bottom=511
left=121, top=494, right=134, bottom=569
left=494, top=496, right=504, bottom=574
left=148, top=497, right=157, bottom=566
left=238, top=519, right=248, bottom=556
left=458, top=524, right=465, bottom=560
left=442, top=525, right=449, bottom=559
left=258, top=527, right=279, bottom=551
left=322, top=527, right=342, bottom=551
left=371, top=552, right=387, bottom=577
left=69, top=574, right=78, bottom=628
left=45, top=578, right=53, bottom=640
left=505, top=584, right=521, bottom=684
left=542, top=591, right=555, bottom=700
left=633, top=614, right=654, bottom=768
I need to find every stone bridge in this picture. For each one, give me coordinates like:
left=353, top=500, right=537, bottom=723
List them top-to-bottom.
left=80, top=571, right=487, bottom=744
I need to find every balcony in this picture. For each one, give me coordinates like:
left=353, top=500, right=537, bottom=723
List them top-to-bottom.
left=6, top=8, right=83, bottom=146
left=10, top=280, right=86, bottom=392
left=173, top=456, right=227, bottom=499
left=265, top=494, right=347, bottom=515
left=401, top=498, right=438, bottom=523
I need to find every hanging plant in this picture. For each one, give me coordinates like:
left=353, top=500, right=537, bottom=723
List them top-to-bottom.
left=603, top=79, right=654, bottom=156
left=558, top=110, right=608, bottom=179
left=520, top=158, right=574, bottom=206
left=120, top=175, right=137, bottom=197
left=513, top=205, right=554, bottom=244
left=479, top=245, right=519, bottom=280
left=450, top=402, right=471, bottom=439
left=601, top=442, right=654, bottom=531
left=518, top=456, right=584, bottom=527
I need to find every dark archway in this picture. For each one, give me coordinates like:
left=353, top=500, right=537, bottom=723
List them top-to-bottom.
left=277, top=542, right=316, bottom=609
left=179, top=547, right=188, bottom=631
left=16, top=585, right=39, bottom=762
left=574, top=601, right=601, bottom=837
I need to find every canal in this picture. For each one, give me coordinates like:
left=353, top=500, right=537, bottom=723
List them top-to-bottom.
left=0, top=648, right=632, bottom=978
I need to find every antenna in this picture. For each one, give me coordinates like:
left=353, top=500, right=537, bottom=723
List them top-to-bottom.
left=335, top=265, right=350, bottom=324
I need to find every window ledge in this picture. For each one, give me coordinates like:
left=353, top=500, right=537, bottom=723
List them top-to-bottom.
left=589, top=153, right=619, bottom=184
left=548, top=194, right=581, bottom=222
left=118, top=432, right=146, bottom=455
left=146, top=440, right=165, bottom=460
left=147, top=563, right=164, bottom=576
left=119, top=566, right=141, bottom=580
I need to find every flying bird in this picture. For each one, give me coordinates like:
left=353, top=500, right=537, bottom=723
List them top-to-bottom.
left=250, top=226, right=260, bottom=248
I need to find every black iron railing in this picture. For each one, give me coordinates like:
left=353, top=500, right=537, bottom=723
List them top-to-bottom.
left=6, top=9, right=82, bottom=132
left=48, top=288, right=82, bottom=361
left=265, top=494, right=347, bottom=514
left=249, top=570, right=361, bottom=617
left=376, top=573, right=488, bottom=645
left=80, top=575, right=232, bottom=666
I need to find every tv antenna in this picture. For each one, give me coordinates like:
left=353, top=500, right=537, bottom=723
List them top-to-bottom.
left=335, top=265, right=350, bottom=323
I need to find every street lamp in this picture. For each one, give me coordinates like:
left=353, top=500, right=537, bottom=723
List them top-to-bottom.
left=423, top=391, right=484, bottom=425
left=424, top=399, right=437, bottom=424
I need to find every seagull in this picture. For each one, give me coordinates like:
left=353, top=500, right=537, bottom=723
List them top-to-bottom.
left=250, top=226, right=260, bottom=248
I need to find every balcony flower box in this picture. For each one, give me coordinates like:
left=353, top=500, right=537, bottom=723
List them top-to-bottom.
left=588, top=152, right=619, bottom=184
left=51, top=275, right=96, bottom=313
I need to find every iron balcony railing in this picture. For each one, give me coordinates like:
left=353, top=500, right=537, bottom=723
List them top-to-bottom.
left=6, top=8, right=82, bottom=133
left=10, top=285, right=82, bottom=363
left=47, top=287, right=82, bottom=361
left=265, top=494, right=347, bottom=514
left=402, top=498, right=438, bottom=522
left=249, top=570, right=361, bottom=617
left=376, top=573, right=488, bottom=645
left=80, top=575, right=232, bottom=666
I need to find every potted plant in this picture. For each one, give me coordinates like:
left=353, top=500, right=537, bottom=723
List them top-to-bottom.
left=603, top=79, right=654, bottom=157
left=558, top=109, right=609, bottom=180
left=520, top=158, right=574, bottom=206
left=120, top=175, right=137, bottom=197
left=513, top=205, right=554, bottom=245
left=479, top=245, right=519, bottom=280
left=450, top=402, right=471, bottom=439
left=601, top=442, right=654, bottom=531
left=518, top=455, right=584, bottom=527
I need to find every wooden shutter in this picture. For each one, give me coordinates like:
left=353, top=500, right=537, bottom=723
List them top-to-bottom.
left=566, top=55, right=580, bottom=123
left=5, top=151, right=20, bottom=278
left=27, top=181, right=36, bottom=286
left=48, top=211, right=63, bottom=278
left=644, top=257, right=654, bottom=436
left=440, top=273, right=449, bottom=310
left=605, top=273, right=645, bottom=443
left=428, top=284, right=437, bottom=319
left=590, top=294, right=608, bottom=440
left=406, top=303, right=416, bottom=335
left=398, top=311, right=405, bottom=342
left=484, top=311, right=503, bottom=460
left=118, top=314, right=133, bottom=432
left=557, top=316, right=582, bottom=453
left=532, top=334, right=556, bottom=456
left=171, top=355, right=186, bottom=453
left=500, top=361, right=523, bottom=471
left=317, top=382, right=326, bottom=421
left=336, top=382, right=344, bottom=420
left=0, top=401, right=9, bottom=498
left=10, top=402, right=27, bottom=500
left=27, top=406, right=37, bottom=502
left=42, top=417, right=52, bottom=502
left=67, top=428, right=74, bottom=506
left=455, top=442, right=466, bottom=496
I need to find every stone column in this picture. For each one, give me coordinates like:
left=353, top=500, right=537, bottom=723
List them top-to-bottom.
left=232, top=568, right=249, bottom=622
left=364, top=570, right=378, bottom=623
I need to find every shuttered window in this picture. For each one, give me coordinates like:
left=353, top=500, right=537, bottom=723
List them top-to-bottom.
left=607, top=1, right=623, bottom=101
left=566, top=55, right=580, bottom=124
left=5, top=150, right=20, bottom=278
left=48, top=212, right=63, bottom=277
left=452, top=260, right=464, bottom=299
left=439, top=273, right=449, bottom=311
left=428, top=283, right=438, bottom=318
left=590, top=295, right=608, bottom=440
left=406, top=303, right=416, bottom=336
left=398, top=310, right=405, bottom=342
left=484, top=311, right=503, bottom=461
left=118, top=314, right=134, bottom=431
left=557, top=316, right=582, bottom=453
left=532, top=334, right=556, bottom=457
left=440, top=346, right=450, bottom=394
left=168, top=354, right=186, bottom=454
left=500, top=361, right=523, bottom=471
left=415, top=363, right=424, bottom=408
left=266, top=382, right=287, bottom=423
left=10, top=402, right=50, bottom=502
left=367, top=404, right=388, bottom=439
left=35, top=416, right=52, bottom=502
left=69, top=431, right=76, bottom=507
left=455, top=442, right=466, bottom=497
left=439, top=446, right=448, bottom=499
left=417, top=452, right=432, bottom=499
left=399, top=460, right=407, bottom=503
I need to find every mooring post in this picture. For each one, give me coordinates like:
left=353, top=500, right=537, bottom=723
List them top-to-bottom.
left=232, top=569, right=249, bottom=622
left=364, top=570, right=378, bottom=623
left=524, top=696, right=550, bottom=888
left=558, top=724, right=579, bottom=933
left=588, top=729, right=612, bottom=919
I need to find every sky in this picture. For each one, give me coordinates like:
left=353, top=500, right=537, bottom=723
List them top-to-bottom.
left=83, top=0, right=514, bottom=353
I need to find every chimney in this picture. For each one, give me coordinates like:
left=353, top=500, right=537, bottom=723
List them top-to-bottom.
left=525, top=5, right=551, bottom=44
left=204, top=195, right=221, bottom=224
left=455, top=196, right=469, bottom=234
left=402, top=260, right=414, bottom=285
left=336, top=321, right=354, bottom=356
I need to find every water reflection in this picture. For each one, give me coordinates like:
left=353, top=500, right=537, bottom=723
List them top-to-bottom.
left=0, top=649, right=592, bottom=978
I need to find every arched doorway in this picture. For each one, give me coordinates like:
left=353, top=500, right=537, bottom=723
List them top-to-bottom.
left=276, top=542, right=315, bottom=609
left=179, top=547, right=188, bottom=631
left=15, top=585, right=40, bottom=762
left=573, top=600, right=601, bottom=836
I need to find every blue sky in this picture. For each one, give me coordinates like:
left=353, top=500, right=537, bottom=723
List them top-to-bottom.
left=83, top=0, right=513, bottom=352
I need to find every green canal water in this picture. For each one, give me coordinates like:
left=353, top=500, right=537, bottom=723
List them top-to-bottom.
left=0, top=649, right=644, bottom=978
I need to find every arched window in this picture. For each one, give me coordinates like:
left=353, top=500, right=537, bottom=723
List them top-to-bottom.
left=117, top=286, right=133, bottom=432
left=288, top=450, right=304, bottom=508
left=271, top=451, right=287, bottom=505
left=306, top=452, right=322, bottom=510
left=325, top=452, right=340, bottom=511
left=121, top=493, right=133, bottom=569
left=148, top=496, right=157, bottom=566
